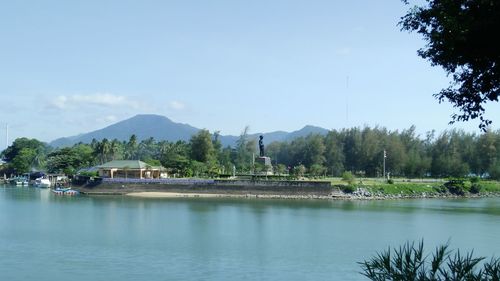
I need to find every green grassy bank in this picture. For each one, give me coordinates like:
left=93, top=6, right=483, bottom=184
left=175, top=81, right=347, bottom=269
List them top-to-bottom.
left=327, top=177, right=500, bottom=197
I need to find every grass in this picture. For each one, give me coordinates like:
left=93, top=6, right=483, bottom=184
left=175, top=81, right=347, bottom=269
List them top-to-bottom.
left=326, top=177, right=500, bottom=196
left=481, top=180, right=500, bottom=192
left=366, top=183, right=439, bottom=195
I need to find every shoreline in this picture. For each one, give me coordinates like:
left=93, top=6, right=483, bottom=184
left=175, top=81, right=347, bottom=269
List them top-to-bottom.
left=73, top=179, right=500, bottom=201
left=114, top=191, right=500, bottom=200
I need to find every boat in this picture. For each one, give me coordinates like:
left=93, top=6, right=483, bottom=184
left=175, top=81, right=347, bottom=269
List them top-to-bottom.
left=9, top=177, right=24, bottom=186
left=34, top=177, right=51, bottom=188
left=11, top=179, right=23, bottom=186
left=52, top=187, right=79, bottom=196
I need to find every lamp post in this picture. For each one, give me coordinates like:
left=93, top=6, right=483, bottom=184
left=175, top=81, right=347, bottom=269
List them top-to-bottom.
left=383, top=150, right=387, bottom=180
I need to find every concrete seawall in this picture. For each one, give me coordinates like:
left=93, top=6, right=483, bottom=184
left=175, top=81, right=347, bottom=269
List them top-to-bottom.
left=75, top=179, right=333, bottom=196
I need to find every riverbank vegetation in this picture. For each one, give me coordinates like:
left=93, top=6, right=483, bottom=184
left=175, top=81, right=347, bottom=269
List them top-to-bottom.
left=1, top=126, right=499, bottom=183
left=334, top=175, right=500, bottom=197
left=360, top=240, right=500, bottom=280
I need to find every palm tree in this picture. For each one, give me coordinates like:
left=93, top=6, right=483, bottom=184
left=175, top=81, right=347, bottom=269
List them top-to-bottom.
left=124, top=135, right=138, bottom=160
left=96, top=138, right=111, bottom=164
left=110, top=139, right=121, bottom=160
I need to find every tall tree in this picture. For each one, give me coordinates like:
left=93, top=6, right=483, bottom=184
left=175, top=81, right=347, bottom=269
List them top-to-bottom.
left=400, top=0, right=500, bottom=130
left=234, top=126, right=255, bottom=172
left=189, top=130, right=215, bottom=163
left=324, top=130, right=345, bottom=176
left=476, top=130, right=498, bottom=176
left=124, top=134, right=138, bottom=160
left=303, top=134, right=326, bottom=168
left=1, top=138, right=49, bottom=173
left=95, top=138, right=111, bottom=164
left=109, top=139, right=123, bottom=161
left=159, top=141, right=190, bottom=177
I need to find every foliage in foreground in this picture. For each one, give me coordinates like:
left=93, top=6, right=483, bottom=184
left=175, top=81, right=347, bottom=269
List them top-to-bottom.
left=400, top=0, right=500, bottom=130
left=360, top=241, right=500, bottom=280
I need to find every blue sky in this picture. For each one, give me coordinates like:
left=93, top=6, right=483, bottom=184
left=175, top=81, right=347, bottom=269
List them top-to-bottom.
left=1, top=0, right=498, bottom=146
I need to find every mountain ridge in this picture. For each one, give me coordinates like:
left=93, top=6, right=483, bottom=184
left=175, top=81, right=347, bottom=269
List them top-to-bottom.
left=49, top=114, right=330, bottom=147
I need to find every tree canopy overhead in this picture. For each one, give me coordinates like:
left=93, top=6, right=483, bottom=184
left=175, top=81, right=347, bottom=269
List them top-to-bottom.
left=400, top=0, right=500, bottom=130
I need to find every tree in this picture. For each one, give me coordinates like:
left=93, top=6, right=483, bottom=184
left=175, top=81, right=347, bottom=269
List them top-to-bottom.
left=400, top=0, right=500, bottom=130
left=234, top=126, right=256, bottom=172
left=360, top=127, right=385, bottom=177
left=343, top=128, right=363, bottom=173
left=189, top=130, right=215, bottom=163
left=324, top=130, right=345, bottom=176
left=476, top=130, right=498, bottom=176
left=303, top=134, right=326, bottom=168
left=124, top=135, right=138, bottom=160
left=138, top=137, right=157, bottom=161
left=1, top=138, right=49, bottom=174
left=94, top=138, right=111, bottom=164
left=109, top=139, right=123, bottom=160
left=159, top=141, right=190, bottom=177
left=46, top=144, right=96, bottom=174
left=72, top=144, right=96, bottom=167
left=218, top=146, right=233, bottom=175
left=46, top=147, right=78, bottom=174
left=10, top=148, right=36, bottom=174
left=275, top=164, right=287, bottom=176
left=292, top=164, right=306, bottom=178
left=309, top=164, right=326, bottom=177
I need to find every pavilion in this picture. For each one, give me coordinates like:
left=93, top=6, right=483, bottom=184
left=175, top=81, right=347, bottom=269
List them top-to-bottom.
left=97, top=160, right=164, bottom=179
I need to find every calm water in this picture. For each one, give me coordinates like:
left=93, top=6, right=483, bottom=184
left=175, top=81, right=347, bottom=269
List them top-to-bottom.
left=1, top=185, right=499, bottom=281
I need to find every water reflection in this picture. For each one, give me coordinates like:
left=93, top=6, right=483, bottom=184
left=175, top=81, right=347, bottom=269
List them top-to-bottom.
left=2, top=186, right=500, bottom=281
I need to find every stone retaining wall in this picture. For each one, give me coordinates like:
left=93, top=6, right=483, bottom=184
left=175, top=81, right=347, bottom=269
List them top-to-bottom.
left=76, top=179, right=333, bottom=196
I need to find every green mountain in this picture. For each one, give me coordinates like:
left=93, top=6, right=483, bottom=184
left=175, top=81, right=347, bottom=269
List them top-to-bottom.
left=49, top=114, right=329, bottom=147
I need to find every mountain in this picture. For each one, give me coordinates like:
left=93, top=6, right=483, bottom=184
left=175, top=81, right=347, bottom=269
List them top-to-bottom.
left=49, top=114, right=330, bottom=147
left=50, top=114, right=199, bottom=147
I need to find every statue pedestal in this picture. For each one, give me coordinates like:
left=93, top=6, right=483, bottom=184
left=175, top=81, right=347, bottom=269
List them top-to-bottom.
left=255, top=156, right=273, bottom=175
left=255, top=156, right=272, bottom=166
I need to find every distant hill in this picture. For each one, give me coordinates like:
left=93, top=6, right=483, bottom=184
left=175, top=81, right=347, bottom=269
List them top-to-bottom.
left=49, top=114, right=330, bottom=147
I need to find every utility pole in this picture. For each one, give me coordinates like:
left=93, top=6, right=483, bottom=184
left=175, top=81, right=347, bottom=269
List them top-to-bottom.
left=383, top=150, right=387, bottom=180
left=252, top=152, right=255, bottom=175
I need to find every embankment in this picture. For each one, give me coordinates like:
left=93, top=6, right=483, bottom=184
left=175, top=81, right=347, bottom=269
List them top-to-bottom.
left=75, top=178, right=337, bottom=199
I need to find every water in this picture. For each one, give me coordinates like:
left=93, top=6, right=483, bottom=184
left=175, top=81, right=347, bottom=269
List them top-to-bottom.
left=1, top=185, right=499, bottom=281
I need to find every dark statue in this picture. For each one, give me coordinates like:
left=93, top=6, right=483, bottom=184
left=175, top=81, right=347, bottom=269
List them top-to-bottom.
left=259, top=135, right=264, bottom=157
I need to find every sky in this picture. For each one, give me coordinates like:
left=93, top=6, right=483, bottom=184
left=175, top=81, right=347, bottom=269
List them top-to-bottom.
left=1, top=0, right=499, bottom=147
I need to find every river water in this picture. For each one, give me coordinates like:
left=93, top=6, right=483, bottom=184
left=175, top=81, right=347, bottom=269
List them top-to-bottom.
left=1, top=185, right=499, bottom=281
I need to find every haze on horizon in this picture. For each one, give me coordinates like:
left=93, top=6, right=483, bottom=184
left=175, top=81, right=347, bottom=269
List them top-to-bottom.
left=1, top=0, right=499, bottom=146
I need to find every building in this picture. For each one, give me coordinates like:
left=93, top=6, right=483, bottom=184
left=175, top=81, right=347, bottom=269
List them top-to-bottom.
left=97, top=160, right=164, bottom=179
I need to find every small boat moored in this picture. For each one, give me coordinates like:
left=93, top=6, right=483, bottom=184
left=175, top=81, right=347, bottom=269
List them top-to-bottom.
left=9, top=176, right=28, bottom=186
left=35, top=177, right=51, bottom=188
left=52, top=187, right=79, bottom=196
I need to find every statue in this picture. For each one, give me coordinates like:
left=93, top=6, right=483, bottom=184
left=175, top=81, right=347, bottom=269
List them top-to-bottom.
left=259, top=135, right=264, bottom=157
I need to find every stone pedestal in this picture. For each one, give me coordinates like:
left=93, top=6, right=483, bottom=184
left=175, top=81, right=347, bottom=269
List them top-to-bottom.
left=255, top=156, right=273, bottom=175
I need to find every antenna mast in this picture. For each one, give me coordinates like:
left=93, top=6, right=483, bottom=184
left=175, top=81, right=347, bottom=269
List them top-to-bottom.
left=346, top=76, right=349, bottom=127
left=5, top=123, right=8, bottom=149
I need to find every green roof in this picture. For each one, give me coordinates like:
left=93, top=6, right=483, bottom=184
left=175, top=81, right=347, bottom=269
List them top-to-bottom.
left=97, top=160, right=154, bottom=169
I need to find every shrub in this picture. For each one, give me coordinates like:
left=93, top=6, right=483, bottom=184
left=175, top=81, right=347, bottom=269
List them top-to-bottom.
left=78, top=171, right=98, bottom=177
left=341, top=171, right=355, bottom=185
left=470, top=176, right=481, bottom=184
left=444, top=179, right=467, bottom=195
left=470, top=183, right=482, bottom=194
left=341, top=185, right=356, bottom=193
left=434, top=185, right=447, bottom=194
left=360, top=241, right=500, bottom=280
